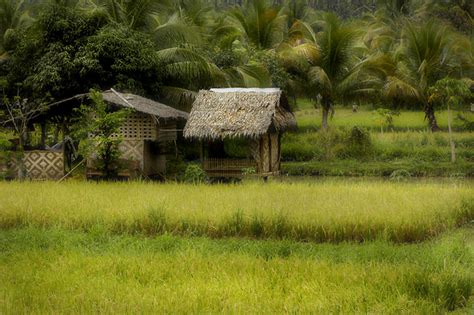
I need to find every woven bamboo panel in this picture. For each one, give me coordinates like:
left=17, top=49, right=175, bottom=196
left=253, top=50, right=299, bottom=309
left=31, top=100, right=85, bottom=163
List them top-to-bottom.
left=113, top=113, right=157, bottom=140
left=119, top=140, right=144, bottom=163
left=22, top=151, right=64, bottom=180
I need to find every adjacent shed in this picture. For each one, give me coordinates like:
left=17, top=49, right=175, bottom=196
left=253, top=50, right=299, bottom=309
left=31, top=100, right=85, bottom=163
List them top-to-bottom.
left=184, top=88, right=297, bottom=177
left=45, top=90, right=188, bottom=178
left=89, top=90, right=188, bottom=178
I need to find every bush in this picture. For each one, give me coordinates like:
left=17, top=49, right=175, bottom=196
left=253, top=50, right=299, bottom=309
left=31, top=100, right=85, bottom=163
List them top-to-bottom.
left=282, top=127, right=373, bottom=161
left=342, top=127, right=373, bottom=158
left=282, top=129, right=474, bottom=164
left=165, top=155, right=187, bottom=181
left=282, top=160, right=473, bottom=177
left=183, top=163, right=206, bottom=184
left=390, top=169, right=412, bottom=181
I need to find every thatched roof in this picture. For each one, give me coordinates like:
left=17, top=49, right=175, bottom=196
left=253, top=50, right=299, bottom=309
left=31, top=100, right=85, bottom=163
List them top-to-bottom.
left=184, top=88, right=297, bottom=140
left=40, top=89, right=188, bottom=121
left=101, top=90, right=188, bottom=120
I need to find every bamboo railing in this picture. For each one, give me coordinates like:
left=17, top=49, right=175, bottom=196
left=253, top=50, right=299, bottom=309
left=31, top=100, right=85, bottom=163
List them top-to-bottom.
left=202, top=158, right=257, bottom=177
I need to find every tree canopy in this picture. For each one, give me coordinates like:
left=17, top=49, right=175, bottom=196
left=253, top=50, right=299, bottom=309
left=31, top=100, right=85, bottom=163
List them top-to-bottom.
left=0, top=0, right=472, bottom=130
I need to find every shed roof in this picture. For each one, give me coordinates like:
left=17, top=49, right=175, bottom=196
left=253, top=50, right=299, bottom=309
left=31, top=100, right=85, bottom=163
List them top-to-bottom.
left=184, top=88, right=297, bottom=140
left=40, top=90, right=188, bottom=121
left=101, top=90, right=188, bottom=120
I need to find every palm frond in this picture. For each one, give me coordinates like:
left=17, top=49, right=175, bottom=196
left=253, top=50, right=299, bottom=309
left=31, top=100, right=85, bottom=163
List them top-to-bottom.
left=308, top=66, right=332, bottom=92
left=384, top=76, right=421, bottom=101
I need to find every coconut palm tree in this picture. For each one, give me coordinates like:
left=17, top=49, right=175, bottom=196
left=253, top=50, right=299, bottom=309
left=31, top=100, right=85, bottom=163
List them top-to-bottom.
left=0, top=0, right=31, bottom=59
left=83, top=0, right=167, bottom=30
left=224, top=0, right=287, bottom=49
left=151, top=1, right=271, bottom=106
left=280, top=13, right=369, bottom=130
left=384, top=19, right=460, bottom=131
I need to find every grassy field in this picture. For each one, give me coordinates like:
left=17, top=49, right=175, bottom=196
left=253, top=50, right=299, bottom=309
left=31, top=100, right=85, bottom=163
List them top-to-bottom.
left=278, top=101, right=474, bottom=177
left=294, top=101, right=473, bottom=132
left=0, top=181, right=472, bottom=242
left=0, top=227, right=473, bottom=313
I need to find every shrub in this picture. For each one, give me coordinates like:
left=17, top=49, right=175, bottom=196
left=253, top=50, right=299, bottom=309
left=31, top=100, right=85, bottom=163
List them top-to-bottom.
left=342, top=127, right=373, bottom=158
left=165, top=155, right=187, bottom=181
left=183, top=163, right=206, bottom=184
left=390, top=169, right=412, bottom=181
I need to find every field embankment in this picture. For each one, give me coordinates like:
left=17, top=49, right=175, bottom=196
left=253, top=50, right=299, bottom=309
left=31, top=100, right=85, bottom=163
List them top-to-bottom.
left=0, top=181, right=472, bottom=242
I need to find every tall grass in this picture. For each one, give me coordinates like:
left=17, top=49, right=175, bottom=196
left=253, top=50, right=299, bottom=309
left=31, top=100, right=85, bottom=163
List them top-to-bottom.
left=0, top=181, right=472, bottom=242
left=0, top=227, right=472, bottom=313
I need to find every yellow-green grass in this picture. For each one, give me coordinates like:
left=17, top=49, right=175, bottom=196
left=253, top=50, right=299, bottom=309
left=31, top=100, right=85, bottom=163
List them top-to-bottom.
left=295, top=108, right=473, bottom=131
left=0, top=181, right=472, bottom=242
left=0, top=227, right=473, bottom=313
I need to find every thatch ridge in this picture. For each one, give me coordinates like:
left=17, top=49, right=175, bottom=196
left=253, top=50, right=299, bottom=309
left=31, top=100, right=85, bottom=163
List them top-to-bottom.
left=184, top=88, right=297, bottom=140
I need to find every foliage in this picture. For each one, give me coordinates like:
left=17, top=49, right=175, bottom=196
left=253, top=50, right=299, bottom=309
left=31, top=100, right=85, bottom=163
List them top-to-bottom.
left=0, top=0, right=31, bottom=54
left=225, top=0, right=287, bottom=49
left=2, top=4, right=106, bottom=100
left=279, top=13, right=370, bottom=128
left=380, top=20, right=467, bottom=131
left=75, top=26, right=162, bottom=95
left=428, top=78, right=472, bottom=161
left=429, top=78, right=471, bottom=109
left=72, top=89, right=130, bottom=179
left=0, top=95, right=46, bottom=149
left=373, top=108, right=400, bottom=131
left=345, top=126, right=372, bottom=158
left=282, top=128, right=474, bottom=163
left=283, top=160, right=474, bottom=177
left=183, top=163, right=206, bottom=184
left=241, top=167, right=256, bottom=175
left=389, top=169, right=412, bottom=181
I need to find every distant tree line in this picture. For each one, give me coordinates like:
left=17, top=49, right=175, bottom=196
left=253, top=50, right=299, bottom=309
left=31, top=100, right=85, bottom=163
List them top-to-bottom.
left=0, top=0, right=472, bottom=135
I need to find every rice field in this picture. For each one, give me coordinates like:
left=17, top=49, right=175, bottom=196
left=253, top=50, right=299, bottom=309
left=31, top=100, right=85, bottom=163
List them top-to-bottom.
left=0, top=180, right=472, bottom=242
left=1, top=180, right=473, bottom=313
left=0, top=227, right=473, bottom=313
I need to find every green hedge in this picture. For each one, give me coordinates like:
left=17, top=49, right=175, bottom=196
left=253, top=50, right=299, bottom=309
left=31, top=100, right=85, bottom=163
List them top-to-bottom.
left=282, top=160, right=473, bottom=177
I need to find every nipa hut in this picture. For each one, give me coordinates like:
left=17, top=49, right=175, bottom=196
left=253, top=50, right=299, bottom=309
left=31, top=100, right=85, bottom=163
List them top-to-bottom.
left=184, top=88, right=297, bottom=177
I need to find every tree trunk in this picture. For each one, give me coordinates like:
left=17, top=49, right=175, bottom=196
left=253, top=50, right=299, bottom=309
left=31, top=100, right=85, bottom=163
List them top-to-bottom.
left=321, top=97, right=331, bottom=131
left=447, top=103, right=456, bottom=163
left=425, top=104, right=439, bottom=132
left=322, top=107, right=329, bottom=130
left=41, top=122, right=47, bottom=149
left=16, top=137, right=25, bottom=180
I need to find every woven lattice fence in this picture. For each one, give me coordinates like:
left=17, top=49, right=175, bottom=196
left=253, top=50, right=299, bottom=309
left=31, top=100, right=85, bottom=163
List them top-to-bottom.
left=6, top=151, right=64, bottom=180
